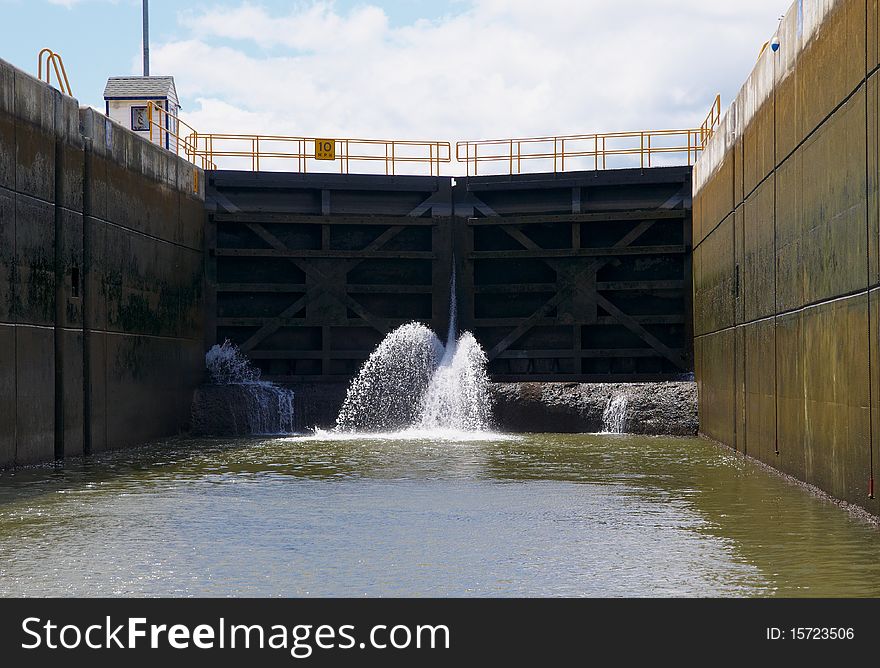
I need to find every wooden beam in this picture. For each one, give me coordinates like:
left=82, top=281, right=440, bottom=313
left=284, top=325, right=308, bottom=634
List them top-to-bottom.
left=466, top=209, right=685, bottom=226
left=214, top=212, right=437, bottom=226
left=481, top=218, right=660, bottom=360
left=232, top=222, right=409, bottom=349
left=499, top=224, right=541, bottom=251
left=360, top=225, right=409, bottom=254
left=468, top=245, right=684, bottom=260
left=215, top=248, right=435, bottom=260
left=596, top=280, right=684, bottom=291
left=217, top=283, right=308, bottom=292
left=473, top=283, right=557, bottom=294
left=346, top=284, right=433, bottom=294
left=237, top=292, right=312, bottom=353
left=486, top=292, right=566, bottom=360
left=594, top=293, right=687, bottom=369
left=218, top=315, right=399, bottom=328
left=472, top=315, right=684, bottom=326
left=596, top=315, right=685, bottom=325
left=496, top=348, right=683, bottom=359
left=248, top=350, right=369, bottom=360
left=488, top=373, right=688, bottom=383
left=262, top=375, right=355, bottom=383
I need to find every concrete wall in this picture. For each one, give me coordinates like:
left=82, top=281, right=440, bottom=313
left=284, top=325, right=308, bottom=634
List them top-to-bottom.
left=692, top=0, right=880, bottom=514
left=0, top=57, right=205, bottom=467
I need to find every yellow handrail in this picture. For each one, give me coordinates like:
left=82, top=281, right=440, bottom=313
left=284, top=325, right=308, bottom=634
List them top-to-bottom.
left=37, top=48, right=72, bottom=97
left=699, top=94, right=722, bottom=147
left=143, top=97, right=720, bottom=177
left=147, top=101, right=214, bottom=192
left=147, top=101, right=214, bottom=169
left=456, top=127, right=704, bottom=176
left=186, top=133, right=452, bottom=176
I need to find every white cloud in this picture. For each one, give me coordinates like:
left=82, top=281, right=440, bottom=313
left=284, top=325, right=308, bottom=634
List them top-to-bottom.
left=47, top=0, right=121, bottom=7
left=149, top=0, right=791, bottom=171
left=178, top=2, right=390, bottom=52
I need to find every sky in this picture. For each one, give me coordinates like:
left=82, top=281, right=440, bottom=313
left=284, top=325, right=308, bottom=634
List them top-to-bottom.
left=0, top=0, right=792, bottom=144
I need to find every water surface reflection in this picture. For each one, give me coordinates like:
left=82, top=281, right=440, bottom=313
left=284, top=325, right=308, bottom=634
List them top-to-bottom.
left=0, top=434, right=877, bottom=597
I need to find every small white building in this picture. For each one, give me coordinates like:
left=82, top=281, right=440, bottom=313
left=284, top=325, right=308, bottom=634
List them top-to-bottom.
left=103, top=76, right=180, bottom=150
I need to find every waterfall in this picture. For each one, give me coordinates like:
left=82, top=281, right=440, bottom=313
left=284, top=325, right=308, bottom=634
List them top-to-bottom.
left=335, top=265, right=492, bottom=434
left=443, top=265, right=458, bottom=364
left=204, top=340, right=295, bottom=435
left=601, top=392, right=628, bottom=434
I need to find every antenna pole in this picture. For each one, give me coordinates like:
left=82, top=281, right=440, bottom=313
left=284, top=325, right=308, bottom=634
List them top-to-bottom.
left=142, top=0, right=150, bottom=76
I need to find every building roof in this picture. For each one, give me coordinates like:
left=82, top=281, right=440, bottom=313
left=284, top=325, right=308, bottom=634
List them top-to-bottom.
left=103, top=76, right=179, bottom=106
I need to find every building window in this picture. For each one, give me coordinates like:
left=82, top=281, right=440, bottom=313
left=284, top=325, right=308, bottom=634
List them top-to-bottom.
left=131, top=106, right=149, bottom=131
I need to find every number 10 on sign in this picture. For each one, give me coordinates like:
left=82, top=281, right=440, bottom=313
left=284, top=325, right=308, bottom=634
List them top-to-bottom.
left=315, top=139, right=335, bottom=161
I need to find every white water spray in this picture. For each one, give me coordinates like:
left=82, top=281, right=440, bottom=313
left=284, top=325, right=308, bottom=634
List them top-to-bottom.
left=335, top=266, right=492, bottom=434
left=205, top=340, right=295, bottom=434
left=601, top=392, right=628, bottom=434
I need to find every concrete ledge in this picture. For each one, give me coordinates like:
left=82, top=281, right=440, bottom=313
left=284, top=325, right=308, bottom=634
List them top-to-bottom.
left=259, top=381, right=698, bottom=436
left=491, top=382, right=698, bottom=436
left=191, top=384, right=294, bottom=436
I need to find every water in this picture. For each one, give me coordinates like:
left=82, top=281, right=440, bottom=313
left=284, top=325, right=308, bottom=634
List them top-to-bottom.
left=336, top=266, right=492, bottom=434
left=334, top=323, right=444, bottom=432
left=416, top=332, right=491, bottom=432
left=205, top=339, right=262, bottom=385
left=204, top=340, right=295, bottom=434
left=602, top=392, right=628, bottom=434
left=1, top=433, right=879, bottom=597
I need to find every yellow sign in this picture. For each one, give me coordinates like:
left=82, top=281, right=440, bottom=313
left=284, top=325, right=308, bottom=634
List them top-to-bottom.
left=315, top=139, right=335, bottom=161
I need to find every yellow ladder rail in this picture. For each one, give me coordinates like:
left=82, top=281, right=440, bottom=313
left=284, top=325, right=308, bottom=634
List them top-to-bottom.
left=37, top=48, right=72, bottom=97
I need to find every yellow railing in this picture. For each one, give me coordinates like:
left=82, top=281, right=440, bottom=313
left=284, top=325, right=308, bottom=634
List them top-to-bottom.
left=37, top=48, right=72, bottom=97
left=699, top=94, right=722, bottom=147
left=143, top=98, right=720, bottom=177
left=147, top=101, right=215, bottom=191
left=455, top=128, right=704, bottom=176
left=183, top=134, right=451, bottom=176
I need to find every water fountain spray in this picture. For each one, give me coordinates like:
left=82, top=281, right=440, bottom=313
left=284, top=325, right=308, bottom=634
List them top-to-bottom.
left=335, top=264, right=492, bottom=434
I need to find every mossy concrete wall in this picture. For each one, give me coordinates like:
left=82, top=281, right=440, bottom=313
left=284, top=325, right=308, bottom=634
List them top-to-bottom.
left=693, top=0, right=880, bottom=514
left=0, top=57, right=205, bottom=467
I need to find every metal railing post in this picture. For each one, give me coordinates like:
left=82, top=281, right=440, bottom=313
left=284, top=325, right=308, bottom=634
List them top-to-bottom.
left=640, top=132, right=644, bottom=169
left=509, top=139, right=514, bottom=175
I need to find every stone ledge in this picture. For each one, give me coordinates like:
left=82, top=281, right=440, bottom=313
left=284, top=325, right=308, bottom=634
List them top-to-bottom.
left=491, top=382, right=698, bottom=436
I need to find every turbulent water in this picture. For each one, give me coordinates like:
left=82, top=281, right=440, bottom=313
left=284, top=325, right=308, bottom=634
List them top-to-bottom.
left=336, top=267, right=492, bottom=434
left=335, top=323, right=445, bottom=432
left=335, top=324, right=492, bottom=434
left=416, top=332, right=491, bottom=432
left=205, top=340, right=295, bottom=434
left=602, top=392, right=628, bottom=434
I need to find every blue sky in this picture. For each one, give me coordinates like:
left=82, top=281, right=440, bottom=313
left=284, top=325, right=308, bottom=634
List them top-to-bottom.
left=0, top=0, right=792, bottom=146
left=0, top=0, right=464, bottom=110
